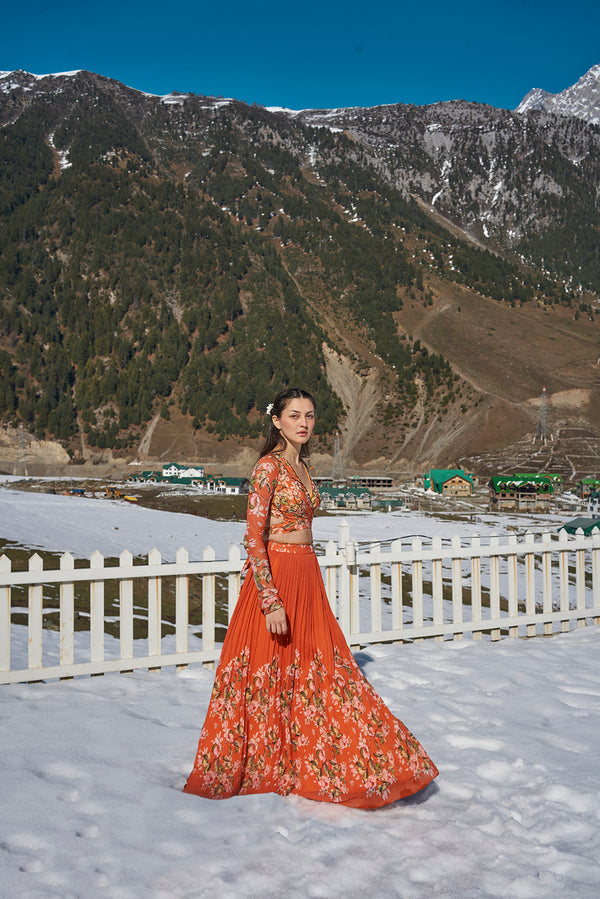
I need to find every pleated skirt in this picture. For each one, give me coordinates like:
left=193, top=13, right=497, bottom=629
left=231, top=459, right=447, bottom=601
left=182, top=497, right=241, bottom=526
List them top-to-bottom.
left=183, top=543, right=438, bottom=808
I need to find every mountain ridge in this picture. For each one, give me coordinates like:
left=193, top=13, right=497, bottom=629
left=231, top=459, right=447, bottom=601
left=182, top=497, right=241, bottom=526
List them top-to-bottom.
left=0, top=66, right=598, bottom=478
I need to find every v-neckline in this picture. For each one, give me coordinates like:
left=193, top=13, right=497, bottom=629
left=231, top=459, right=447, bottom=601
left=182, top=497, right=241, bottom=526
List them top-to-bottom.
left=279, top=454, right=312, bottom=500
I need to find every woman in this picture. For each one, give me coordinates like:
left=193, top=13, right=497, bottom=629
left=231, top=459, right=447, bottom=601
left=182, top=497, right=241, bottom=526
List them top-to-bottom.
left=183, top=387, right=438, bottom=808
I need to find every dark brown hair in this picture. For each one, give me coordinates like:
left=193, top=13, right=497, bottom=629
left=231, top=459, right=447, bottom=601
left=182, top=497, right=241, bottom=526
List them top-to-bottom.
left=258, top=387, right=316, bottom=461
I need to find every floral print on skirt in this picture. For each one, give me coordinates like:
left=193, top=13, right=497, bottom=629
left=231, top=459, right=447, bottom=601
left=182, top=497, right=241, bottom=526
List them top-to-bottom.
left=183, top=543, right=438, bottom=809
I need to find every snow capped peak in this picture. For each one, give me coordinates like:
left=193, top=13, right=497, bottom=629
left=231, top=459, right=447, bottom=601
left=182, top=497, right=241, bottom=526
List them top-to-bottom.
left=515, top=63, right=600, bottom=124
left=0, top=69, right=84, bottom=94
left=0, top=69, right=83, bottom=81
left=515, top=87, right=554, bottom=115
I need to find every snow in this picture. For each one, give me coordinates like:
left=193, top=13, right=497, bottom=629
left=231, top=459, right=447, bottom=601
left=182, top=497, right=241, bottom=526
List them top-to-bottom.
left=0, top=70, right=83, bottom=92
left=160, top=94, right=187, bottom=105
left=265, top=106, right=304, bottom=115
left=47, top=131, right=72, bottom=171
left=0, top=480, right=243, bottom=560
left=1, top=483, right=600, bottom=897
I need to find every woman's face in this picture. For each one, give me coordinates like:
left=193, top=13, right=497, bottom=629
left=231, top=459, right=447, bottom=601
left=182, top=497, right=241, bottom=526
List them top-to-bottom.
left=273, top=397, right=315, bottom=449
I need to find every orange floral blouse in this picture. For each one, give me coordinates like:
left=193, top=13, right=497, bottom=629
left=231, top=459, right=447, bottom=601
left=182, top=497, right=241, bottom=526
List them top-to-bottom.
left=244, top=452, right=320, bottom=614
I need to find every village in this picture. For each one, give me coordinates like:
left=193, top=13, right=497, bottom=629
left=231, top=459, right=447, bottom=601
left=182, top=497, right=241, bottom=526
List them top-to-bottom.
left=10, top=446, right=599, bottom=534
left=63, top=461, right=600, bottom=533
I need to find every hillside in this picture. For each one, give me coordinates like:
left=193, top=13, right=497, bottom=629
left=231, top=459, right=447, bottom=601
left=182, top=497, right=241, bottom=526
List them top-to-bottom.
left=0, top=69, right=599, bottom=478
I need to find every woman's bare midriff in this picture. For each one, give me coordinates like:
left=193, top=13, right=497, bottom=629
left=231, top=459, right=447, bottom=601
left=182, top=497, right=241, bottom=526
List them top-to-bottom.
left=267, top=528, right=313, bottom=545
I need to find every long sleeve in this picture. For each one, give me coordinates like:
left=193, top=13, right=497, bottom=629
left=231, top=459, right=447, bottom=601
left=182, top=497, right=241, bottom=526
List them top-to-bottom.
left=243, top=456, right=282, bottom=614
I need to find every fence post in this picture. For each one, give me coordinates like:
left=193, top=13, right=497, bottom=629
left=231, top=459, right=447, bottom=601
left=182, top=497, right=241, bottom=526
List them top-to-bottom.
left=338, top=520, right=351, bottom=639
left=575, top=528, right=586, bottom=628
left=558, top=529, right=570, bottom=633
left=593, top=529, right=600, bottom=626
left=524, top=532, right=536, bottom=637
left=541, top=532, right=553, bottom=636
left=507, top=534, right=518, bottom=638
left=432, top=535, right=443, bottom=641
left=451, top=535, right=463, bottom=639
left=470, top=536, right=482, bottom=639
left=489, top=536, right=500, bottom=641
left=412, top=537, right=423, bottom=641
left=390, top=538, right=403, bottom=640
left=324, top=540, right=338, bottom=615
left=349, top=540, right=359, bottom=645
left=370, top=544, right=382, bottom=634
left=227, top=545, right=241, bottom=622
left=203, top=546, right=216, bottom=668
left=175, top=547, right=189, bottom=670
left=147, top=548, right=162, bottom=668
left=119, top=549, right=134, bottom=666
left=90, top=551, right=105, bottom=664
left=59, top=552, right=75, bottom=670
left=28, top=554, right=43, bottom=670
left=0, top=555, right=11, bottom=672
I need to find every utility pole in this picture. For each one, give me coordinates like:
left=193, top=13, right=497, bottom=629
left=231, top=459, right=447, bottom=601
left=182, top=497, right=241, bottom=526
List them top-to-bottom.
left=535, top=386, right=551, bottom=445
left=331, top=431, right=344, bottom=483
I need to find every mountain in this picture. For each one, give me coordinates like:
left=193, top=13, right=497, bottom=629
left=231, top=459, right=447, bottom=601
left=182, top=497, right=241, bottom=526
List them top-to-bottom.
left=516, top=63, right=600, bottom=124
left=0, top=68, right=599, bottom=478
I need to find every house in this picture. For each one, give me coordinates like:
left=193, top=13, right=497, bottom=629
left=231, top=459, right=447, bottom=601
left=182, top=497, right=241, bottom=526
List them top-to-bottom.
left=162, top=462, right=205, bottom=480
left=128, top=468, right=248, bottom=494
left=427, top=469, right=474, bottom=496
left=489, top=474, right=556, bottom=512
left=174, top=475, right=249, bottom=494
left=313, top=475, right=393, bottom=489
left=347, top=475, right=394, bottom=489
left=211, top=476, right=249, bottom=495
left=575, top=478, right=600, bottom=500
left=319, top=487, right=372, bottom=511
left=587, top=490, right=600, bottom=516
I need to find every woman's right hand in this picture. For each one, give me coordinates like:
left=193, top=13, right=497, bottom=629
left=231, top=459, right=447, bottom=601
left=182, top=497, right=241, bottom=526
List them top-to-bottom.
left=265, top=606, right=288, bottom=636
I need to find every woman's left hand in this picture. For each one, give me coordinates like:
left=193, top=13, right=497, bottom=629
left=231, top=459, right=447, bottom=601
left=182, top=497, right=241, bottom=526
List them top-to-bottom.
left=265, top=607, right=288, bottom=635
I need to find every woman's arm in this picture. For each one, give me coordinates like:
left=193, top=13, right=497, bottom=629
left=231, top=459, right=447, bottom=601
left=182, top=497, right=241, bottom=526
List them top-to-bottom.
left=244, top=457, right=284, bottom=615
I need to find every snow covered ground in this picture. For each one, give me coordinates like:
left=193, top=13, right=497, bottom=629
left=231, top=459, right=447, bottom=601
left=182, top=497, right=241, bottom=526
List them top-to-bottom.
left=1, top=480, right=599, bottom=897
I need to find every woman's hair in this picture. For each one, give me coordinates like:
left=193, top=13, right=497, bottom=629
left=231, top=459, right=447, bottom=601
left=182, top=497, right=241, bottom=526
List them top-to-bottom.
left=258, top=387, right=316, bottom=461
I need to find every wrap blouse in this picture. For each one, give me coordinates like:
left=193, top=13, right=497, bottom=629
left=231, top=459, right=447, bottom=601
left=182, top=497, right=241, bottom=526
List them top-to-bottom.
left=244, top=452, right=320, bottom=613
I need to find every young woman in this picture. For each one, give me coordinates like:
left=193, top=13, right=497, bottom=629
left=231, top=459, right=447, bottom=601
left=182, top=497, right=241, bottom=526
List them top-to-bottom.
left=183, top=387, right=438, bottom=808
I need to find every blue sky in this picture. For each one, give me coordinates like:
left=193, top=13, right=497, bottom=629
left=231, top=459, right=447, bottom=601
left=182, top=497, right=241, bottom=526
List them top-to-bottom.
left=2, top=0, right=599, bottom=111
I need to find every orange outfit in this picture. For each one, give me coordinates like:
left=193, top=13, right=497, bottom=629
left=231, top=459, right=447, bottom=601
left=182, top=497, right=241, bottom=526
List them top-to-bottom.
left=183, top=452, right=438, bottom=808
left=243, top=452, right=320, bottom=612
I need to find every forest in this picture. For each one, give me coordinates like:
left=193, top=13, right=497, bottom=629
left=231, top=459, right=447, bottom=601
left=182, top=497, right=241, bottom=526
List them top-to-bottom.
left=0, top=75, right=593, bottom=454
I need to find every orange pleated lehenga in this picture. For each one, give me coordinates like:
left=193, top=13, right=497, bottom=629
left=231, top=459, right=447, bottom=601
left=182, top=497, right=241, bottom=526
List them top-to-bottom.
left=183, top=542, right=439, bottom=809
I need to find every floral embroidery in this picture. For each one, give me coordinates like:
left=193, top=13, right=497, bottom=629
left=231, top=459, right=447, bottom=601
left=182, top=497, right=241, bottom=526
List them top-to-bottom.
left=243, top=453, right=320, bottom=613
left=187, top=647, right=437, bottom=805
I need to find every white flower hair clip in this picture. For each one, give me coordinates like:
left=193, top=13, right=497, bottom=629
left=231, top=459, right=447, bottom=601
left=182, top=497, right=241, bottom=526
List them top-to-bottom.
left=266, top=403, right=274, bottom=416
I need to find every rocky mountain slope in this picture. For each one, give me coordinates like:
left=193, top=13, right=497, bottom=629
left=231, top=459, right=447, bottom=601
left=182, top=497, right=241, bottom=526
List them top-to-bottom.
left=516, top=63, right=600, bottom=124
left=0, top=67, right=599, bottom=478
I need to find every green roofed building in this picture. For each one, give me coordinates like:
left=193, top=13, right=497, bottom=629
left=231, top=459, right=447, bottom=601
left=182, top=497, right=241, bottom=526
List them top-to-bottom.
left=427, top=469, right=474, bottom=496
left=489, top=474, right=556, bottom=512
left=575, top=478, right=600, bottom=500
left=560, top=517, right=600, bottom=536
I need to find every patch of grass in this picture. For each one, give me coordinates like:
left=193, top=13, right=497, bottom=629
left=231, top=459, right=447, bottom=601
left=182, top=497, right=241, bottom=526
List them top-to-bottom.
left=1, top=539, right=231, bottom=642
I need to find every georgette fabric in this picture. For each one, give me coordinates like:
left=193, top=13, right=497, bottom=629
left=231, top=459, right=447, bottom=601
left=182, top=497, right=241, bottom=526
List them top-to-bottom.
left=183, top=452, right=438, bottom=808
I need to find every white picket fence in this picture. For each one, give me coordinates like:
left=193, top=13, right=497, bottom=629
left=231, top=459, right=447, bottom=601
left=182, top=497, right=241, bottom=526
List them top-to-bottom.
left=1, top=521, right=599, bottom=685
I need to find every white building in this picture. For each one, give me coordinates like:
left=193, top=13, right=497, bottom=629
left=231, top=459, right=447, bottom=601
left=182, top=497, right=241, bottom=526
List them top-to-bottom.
left=162, top=463, right=205, bottom=480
